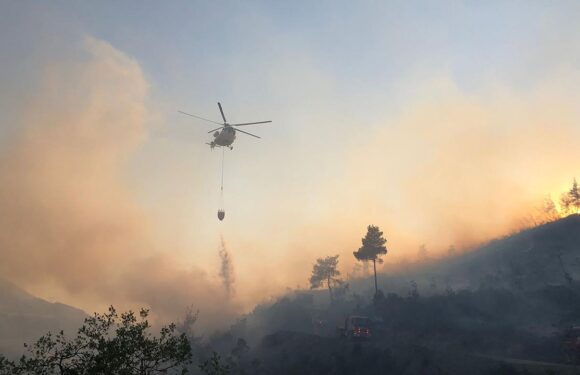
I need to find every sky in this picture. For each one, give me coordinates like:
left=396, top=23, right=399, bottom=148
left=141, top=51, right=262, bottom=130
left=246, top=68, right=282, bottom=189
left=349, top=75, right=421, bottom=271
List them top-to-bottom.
left=1, top=1, right=580, bottom=328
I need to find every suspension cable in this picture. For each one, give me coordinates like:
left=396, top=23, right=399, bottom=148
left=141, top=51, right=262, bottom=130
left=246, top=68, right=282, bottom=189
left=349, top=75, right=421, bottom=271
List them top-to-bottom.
left=221, top=147, right=225, bottom=193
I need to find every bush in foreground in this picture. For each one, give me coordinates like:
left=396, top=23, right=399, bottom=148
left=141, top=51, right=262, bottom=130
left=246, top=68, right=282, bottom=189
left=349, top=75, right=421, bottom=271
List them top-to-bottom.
left=0, top=306, right=191, bottom=375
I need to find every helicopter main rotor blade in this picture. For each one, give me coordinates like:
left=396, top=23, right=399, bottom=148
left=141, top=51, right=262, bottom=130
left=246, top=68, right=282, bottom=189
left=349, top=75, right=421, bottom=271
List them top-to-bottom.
left=217, top=102, right=227, bottom=123
left=178, top=111, right=223, bottom=125
left=231, top=121, right=272, bottom=126
left=207, top=127, right=224, bottom=133
left=234, top=128, right=261, bottom=139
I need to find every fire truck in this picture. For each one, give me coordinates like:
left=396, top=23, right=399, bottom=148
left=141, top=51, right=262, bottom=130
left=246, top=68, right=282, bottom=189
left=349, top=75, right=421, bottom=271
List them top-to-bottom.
left=338, top=316, right=372, bottom=340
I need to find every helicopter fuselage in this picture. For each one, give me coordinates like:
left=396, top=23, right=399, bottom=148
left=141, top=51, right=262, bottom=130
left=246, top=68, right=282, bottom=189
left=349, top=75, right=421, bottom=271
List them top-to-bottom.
left=180, top=102, right=269, bottom=150
left=210, top=125, right=236, bottom=149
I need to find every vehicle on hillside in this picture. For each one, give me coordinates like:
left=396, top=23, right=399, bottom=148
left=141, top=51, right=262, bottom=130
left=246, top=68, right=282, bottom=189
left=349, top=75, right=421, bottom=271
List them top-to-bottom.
left=338, top=315, right=372, bottom=340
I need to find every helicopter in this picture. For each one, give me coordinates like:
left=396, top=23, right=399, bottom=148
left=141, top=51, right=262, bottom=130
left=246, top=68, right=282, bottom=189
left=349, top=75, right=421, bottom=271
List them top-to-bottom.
left=179, top=102, right=271, bottom=149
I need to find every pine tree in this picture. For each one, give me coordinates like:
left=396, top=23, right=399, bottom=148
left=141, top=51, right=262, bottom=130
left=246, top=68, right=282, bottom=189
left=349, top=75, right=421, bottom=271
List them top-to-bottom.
left=561, top=178, right=580, bottom=214
left=353, top=225, right=388, bottom=297
left=309, top=255, right=343, bottom=303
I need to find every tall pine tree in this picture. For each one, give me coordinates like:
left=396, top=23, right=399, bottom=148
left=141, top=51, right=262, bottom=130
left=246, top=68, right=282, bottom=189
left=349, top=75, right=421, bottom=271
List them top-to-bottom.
left=353, top=225, right=388, bottom=297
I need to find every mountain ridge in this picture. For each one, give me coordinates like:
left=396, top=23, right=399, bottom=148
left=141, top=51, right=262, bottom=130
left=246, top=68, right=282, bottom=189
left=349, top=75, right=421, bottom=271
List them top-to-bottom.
left=0, top=278, right=87, bottom=357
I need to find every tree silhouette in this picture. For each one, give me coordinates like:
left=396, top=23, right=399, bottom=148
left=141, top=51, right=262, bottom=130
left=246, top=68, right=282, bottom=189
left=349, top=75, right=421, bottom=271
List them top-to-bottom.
left=561, top=178, right=580, bottom=215
left=542, top=196, right=560, bottom=222
left=353, top=225, right=388, bottom=297
left=417, top=244, right=429, bottom=263
left=309, top=255, right=344, bottom=303
left=0, top=306, right=191, bottom=374
left=199, top=352, right=230, bottom=375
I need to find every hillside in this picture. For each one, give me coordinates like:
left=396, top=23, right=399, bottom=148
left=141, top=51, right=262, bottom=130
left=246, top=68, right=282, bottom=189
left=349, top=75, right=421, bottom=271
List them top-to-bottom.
left=386, top=214, right=580, bottom=294
left=202, top=215, right=580, bottom=374
left=2, top=216, right=579, bottom=372
left=0, top=279, right=87, bottom=357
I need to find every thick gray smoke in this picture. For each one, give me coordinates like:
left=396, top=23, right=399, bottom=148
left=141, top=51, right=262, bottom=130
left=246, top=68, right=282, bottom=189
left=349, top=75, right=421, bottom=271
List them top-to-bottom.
left=0, top=37, right=239, bottom=331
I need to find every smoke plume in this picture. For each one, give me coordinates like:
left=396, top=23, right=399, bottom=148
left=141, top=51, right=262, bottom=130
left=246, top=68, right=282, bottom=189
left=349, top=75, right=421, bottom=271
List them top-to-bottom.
left=2, top=33, right=580, bottom=320
left=0, top=37, right=238, bottom=331
left=337, top=73, right=580, bottom=258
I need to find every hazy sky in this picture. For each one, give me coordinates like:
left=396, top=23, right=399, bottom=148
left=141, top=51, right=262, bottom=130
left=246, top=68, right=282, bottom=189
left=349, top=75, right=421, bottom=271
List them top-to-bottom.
left=1, top=1, right=580, bottom=325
